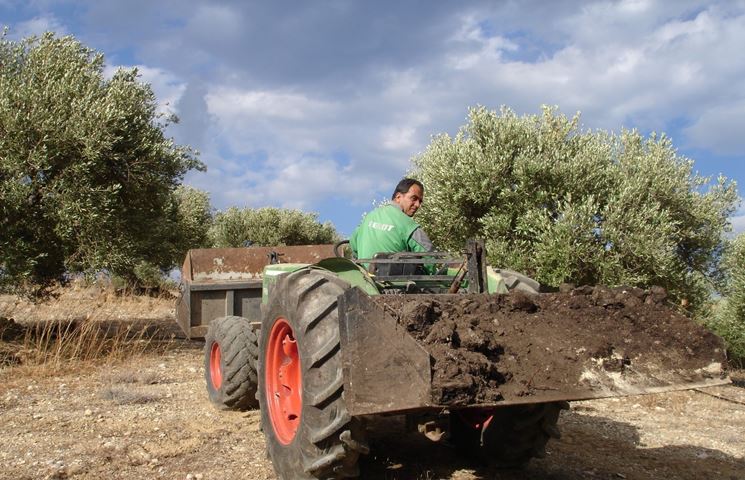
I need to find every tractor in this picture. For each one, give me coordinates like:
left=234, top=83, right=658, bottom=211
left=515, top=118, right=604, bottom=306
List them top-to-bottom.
left=175, top=241, right=729, bottom=479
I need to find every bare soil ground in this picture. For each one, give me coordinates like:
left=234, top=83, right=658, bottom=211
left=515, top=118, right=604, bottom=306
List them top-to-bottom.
left=1, top=289, right=744, bottom=480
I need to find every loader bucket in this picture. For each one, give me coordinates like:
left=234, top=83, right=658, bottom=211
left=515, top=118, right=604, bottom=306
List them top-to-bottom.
left=337, top=287, right=729, bottom=416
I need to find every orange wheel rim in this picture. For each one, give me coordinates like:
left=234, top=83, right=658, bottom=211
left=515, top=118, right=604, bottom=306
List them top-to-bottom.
left=265, top=318, right=302, bottom=444
left=209, top=342, right=223, bottom=390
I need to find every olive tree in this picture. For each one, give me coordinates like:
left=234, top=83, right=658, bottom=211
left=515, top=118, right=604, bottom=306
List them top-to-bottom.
left=0, top=33, right=203, bottom=292
left=411, top=106, right=738, bottom=308
left=171, top=186, right=213, bottom=256
left=209, top=207, right=338, bottom=248
left=706, top=234, right=745, bottom=363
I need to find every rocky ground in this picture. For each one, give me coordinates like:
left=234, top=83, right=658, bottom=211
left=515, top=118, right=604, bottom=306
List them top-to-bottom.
left=1, top=289, right=744, bottom=480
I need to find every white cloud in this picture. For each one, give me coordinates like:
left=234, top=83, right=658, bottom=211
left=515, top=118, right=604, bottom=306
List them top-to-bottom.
left=618, top=0, right=652, bottom=14
left=447, top=14, right=518, bottom=70
left=11, top=15, right=67, bottom=38
left=206, top=88, right=332, bottom=121
left=380, top=125, right=417, bottom=152
left=185, top=149, right=377, bottom=217
left=249, top=156, right=375, bottom=209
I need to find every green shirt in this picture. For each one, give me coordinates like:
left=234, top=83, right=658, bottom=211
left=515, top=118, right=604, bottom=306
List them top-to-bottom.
left=350, top=204, right=433, bottom=261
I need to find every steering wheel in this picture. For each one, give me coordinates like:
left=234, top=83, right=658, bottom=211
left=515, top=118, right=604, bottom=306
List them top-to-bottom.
left=333, top=240, right=350, bottom=258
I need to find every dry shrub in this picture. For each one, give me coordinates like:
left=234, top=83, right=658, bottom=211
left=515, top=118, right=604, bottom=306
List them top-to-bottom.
left=0, top=279, right=178, bottom=376
left=0, top=316, right=174, bottom=377
left=105, top=369, right=163, bottom=385
left=100, top=386, right=162, bottom=405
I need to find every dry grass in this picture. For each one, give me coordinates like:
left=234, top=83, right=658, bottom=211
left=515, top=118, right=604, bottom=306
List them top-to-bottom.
left=0, top=278, right=175, bottom=324
left=0, top=281, right=178, bottom=377
left=0, top=318, right=176, bottom=378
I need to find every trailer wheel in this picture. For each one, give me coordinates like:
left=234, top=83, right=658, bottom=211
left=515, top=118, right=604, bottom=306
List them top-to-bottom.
left=259, top=269, right=368, bottom=479
left=204, top=316, right=259, bottom=411
left=450, top=402, right=568, bottom=467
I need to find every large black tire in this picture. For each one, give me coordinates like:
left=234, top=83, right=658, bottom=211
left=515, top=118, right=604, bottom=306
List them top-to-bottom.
left=258, top=269, right=368, bottom=480
left=204, top=316, right=259, bottom=411
left=449, top=402, right=568, bottom=467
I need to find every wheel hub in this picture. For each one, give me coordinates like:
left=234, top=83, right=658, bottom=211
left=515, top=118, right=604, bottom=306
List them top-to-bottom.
left=265, top=318, right=302, bottom=444
left=209, top=342, right=223, bottom=390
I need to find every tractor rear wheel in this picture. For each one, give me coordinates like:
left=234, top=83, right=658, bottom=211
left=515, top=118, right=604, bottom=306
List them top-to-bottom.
left=258, top=269, right=368, bottom=479
left=204, top=316, right=259, bottom=411
left=450, top=402, right=568, bottom=467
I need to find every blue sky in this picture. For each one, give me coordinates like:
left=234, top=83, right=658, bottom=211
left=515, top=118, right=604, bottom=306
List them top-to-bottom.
left=2, top=0, right=744, bottom=237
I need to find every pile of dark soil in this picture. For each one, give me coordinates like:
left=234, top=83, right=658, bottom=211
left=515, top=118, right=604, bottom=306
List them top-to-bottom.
left=375, top=286, right=727, bottom=406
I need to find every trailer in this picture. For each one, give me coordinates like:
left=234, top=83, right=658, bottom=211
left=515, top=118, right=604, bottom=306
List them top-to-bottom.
left=175, top=245, right=336, bottom=338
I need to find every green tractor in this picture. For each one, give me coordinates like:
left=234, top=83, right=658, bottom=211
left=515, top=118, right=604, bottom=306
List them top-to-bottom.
left=176, top=241, right=728, bottom=479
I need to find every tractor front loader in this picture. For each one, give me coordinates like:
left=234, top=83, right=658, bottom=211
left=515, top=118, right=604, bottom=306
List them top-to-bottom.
left=175, top=240, right=729, bottom=479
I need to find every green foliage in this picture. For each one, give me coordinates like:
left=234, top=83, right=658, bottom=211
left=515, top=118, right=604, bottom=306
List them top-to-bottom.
left=0, top=32, right=203, bottom=292
left=412, top=106, right=739, bottom=307
left=170, top=186, right=213, bottom=256
left=209, top=207, right=338, bottom=248
left=706, top=234, right=745, bottom=364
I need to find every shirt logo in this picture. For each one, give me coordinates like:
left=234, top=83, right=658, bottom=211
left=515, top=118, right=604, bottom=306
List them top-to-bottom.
left=368, top=221, right=394, bottom=232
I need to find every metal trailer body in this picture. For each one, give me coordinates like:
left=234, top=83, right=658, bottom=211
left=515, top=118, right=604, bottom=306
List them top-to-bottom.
left=175, top=245, right=335, bottom=338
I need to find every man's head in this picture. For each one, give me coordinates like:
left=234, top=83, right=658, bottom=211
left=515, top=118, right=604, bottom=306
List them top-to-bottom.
left=391, top=178, right=424, bottom=217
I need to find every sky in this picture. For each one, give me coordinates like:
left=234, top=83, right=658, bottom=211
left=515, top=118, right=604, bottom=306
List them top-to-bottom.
left=2, top=0, right=744, bottom=237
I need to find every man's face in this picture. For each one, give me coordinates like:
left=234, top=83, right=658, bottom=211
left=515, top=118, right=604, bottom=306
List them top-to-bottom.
left=394, top=184, right=424, bottom=217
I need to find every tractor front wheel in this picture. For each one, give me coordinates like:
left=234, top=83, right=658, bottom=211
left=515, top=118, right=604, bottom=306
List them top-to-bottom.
left=258, top=269, right=368, bottom=479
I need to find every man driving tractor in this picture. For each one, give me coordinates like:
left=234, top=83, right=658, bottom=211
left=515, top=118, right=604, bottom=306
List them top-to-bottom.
left=349, top=178, right=433, bottom=263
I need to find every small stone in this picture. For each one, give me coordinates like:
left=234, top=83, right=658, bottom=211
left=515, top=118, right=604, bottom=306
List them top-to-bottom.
left=84, top=409, right=93, bottom=416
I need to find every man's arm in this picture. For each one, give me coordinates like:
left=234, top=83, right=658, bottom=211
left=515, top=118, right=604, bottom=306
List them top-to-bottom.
left=407, top=227, right=433, bottom=252
left=407, top=228, right=436, bottom=274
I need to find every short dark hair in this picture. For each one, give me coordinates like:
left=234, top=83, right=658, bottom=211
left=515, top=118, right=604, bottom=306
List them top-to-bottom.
left=391, top=178, right=424, bottom=200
